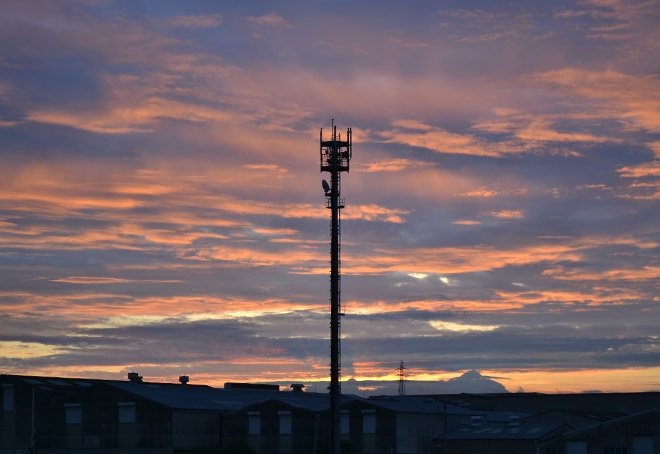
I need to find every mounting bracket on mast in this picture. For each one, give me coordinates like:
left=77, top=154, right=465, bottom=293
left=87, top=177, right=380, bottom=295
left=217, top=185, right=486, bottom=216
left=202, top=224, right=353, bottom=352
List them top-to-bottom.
left=320, top=122, right=352, bottom=173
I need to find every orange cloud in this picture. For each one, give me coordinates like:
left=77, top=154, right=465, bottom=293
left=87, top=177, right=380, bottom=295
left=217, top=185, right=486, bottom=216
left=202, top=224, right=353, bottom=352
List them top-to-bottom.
left=534, top=68, right=660, bottom=132
left=27, top=97, right=240, bottom=134
left=516, top=118, right=619, bottom=143
left=390, top=119, right=433, bottom=130
left=470, top=119, right=519, bottom=133
left=375, top=127, right=505, bottom=157
left=648, top=142, right=660, bottom=158
left=356, top=158, right=433, bottom=173
left=617, top=161, right=660, bottom=177
left=244, top=164, right=287, bottom=173
left=459, top=186, right=528, bottom=198
left=618, top=192, right=660, bottom=200
left=485, top=210, right=525, bottom=219
left=252, top=227, right=299, bottom=235
left=337, top=235, right=654, bottom=277
left=336, top=243, right=584, bottom=276
left=180, top=244, right=326, bottom=267
left=543, top=265, right=660, bottom=282
left=50, top=277, right=182, bottom=284
left=494, top=287, right=648, bottom=310
left=0, top=291, right=321, bottom=320
left=485, top=367, right=660, bottom=394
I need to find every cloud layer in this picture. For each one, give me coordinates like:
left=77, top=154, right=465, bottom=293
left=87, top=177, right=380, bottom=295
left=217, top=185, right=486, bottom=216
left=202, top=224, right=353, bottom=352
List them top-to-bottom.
left=1, top=0, right=659, bottom=394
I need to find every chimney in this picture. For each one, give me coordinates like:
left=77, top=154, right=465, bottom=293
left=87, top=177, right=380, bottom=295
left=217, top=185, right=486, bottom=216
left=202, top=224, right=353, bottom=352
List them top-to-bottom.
left=127, top=372, right=143, bottom=383
left=179, top=376, right=189, bottom=385
left=290, top=383, right=305, bottom=393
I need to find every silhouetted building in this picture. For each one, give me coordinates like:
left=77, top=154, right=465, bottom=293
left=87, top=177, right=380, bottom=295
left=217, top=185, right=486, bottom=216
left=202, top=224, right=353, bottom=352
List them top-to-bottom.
left=1, top=374, right=290, bottom=453
left=1, top=374, right=96, bottom=453
left=2, top=374, right=660, bottom=454
left=223, top=392, right=348, bottom=454
left=539, top=409, right=660, bottom=454
left=432, top=419, right=569, bottom=454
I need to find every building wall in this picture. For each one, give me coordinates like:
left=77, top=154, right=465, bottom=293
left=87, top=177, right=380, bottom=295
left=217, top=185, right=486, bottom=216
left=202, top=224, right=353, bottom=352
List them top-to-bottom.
left=0, top=377, right=79, bottom=453
left=1, top=380, right=33, bottom=453
left=60, top=384, right=173, bottom=453
left=464, top=393, right=660, bottom=415
left=223, top=400, right=320, bottom=454
left=341, top=401, right=396, bottom=454
left=524, top=410, right=606, bottom=430
left=172, top=411, right=221, bottom=450
left=539, top=411, right=660, bottom=454
left=395, top=412, right=444, bottom=454
left=441, top=439, right=536, bottom=454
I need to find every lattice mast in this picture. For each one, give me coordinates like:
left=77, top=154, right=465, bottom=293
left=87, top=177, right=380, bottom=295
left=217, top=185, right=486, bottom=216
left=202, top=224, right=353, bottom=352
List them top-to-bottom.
left=320, top=120, right=352, bottom=454
left=397, top=361, right=409, bottom=396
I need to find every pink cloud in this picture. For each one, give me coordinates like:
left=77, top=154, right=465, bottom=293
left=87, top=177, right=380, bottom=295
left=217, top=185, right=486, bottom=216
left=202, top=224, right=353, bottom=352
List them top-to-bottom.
left=246, top=12, right=292, bottom=28
left=168, top=14, right=223, bottom=29
left=389, top=37, right=429, bottom=48
left=534, top=68, right=660, bottom=133
left=26, top=97, right=240, bottom=134
left=390, top=119, right=433, bottom=130
left=516, top=119, right=619, bottom=143
left=374, top=127, right=511, bottom=157
left=356, top=158, right=433, bottom=173
left=459, top=186, right=528, bottom=198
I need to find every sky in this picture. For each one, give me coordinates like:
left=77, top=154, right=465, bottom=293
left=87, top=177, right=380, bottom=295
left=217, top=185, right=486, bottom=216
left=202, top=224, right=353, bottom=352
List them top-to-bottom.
left=1, top=0, right=659, bottom=395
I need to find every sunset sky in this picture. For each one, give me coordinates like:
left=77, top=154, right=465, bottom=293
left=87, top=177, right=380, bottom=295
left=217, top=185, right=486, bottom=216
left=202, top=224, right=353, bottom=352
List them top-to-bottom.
left=1, top=0, right=659, bottom=395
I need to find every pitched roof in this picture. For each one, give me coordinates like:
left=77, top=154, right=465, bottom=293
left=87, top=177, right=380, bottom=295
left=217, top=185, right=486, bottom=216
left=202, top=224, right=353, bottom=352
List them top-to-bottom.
left=105, top=381, right=286, bottom=412
left=241, top=393, right=359, bottom=412
left=440, top=422, right=564, bottom=440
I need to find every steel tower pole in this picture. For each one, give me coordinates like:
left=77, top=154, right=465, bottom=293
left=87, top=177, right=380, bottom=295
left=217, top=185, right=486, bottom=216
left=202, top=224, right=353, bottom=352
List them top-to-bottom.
left=320, top=122, right=351, bottom=454
left=330, top=153, right=341, bottom=454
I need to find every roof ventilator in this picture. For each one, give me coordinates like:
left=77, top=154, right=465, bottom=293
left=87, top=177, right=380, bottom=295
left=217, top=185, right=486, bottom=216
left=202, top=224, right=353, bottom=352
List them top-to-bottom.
left=127, top=372, right=143, bottom=383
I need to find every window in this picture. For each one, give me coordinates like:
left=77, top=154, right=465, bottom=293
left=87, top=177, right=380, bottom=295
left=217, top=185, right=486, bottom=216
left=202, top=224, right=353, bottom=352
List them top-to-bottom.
left=2, top=385, right=14, bottom=412
left=117, top=402, right=136, bottom=423
left=65, top=403, right=82, bottom=424
left=361, top=409, right=376, bottom=434
left=341, top=410, right=349, bottom=434
left=248, top=411, right=261, bottom=435
left=278, top=411, right=291, bottom=435
left=633, top=437, right=653, bottom=454
left=566, top=441, right=587, bottom=454
left=604, top=449, right=627, bottom=454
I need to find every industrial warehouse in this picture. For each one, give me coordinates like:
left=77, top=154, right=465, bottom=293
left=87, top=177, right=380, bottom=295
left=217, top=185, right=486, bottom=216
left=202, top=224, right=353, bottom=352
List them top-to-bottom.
left=2, top=372, right=660, bottom=454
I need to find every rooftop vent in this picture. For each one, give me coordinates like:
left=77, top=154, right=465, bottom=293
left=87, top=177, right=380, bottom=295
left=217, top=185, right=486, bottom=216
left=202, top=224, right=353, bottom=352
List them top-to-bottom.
left=127, top=372, right=143, bottom=383
left=179, top=376, right=189, bottom=385
left=290, top=383, right=305, bottom=393
left=508, top=415, right=520, bottom=426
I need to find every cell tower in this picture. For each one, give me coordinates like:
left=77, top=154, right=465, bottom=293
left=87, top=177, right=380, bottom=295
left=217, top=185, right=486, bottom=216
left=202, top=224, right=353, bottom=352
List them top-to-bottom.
left=320, top=120, right=351, bottom=454
left=397, top=361, right=408, bottom=396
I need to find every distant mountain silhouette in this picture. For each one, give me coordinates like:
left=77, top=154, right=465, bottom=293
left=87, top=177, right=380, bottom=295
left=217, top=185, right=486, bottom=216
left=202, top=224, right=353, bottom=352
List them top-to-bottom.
left=299, top=369, right=509, bottom=397
left=440, top=370, right=508, bottom=393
